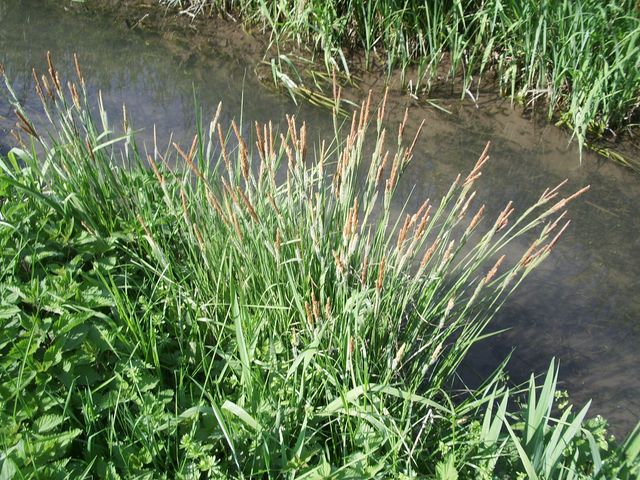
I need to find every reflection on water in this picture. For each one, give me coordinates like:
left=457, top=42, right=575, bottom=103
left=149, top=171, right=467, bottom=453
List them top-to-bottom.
left=1, top=0, right=638, bottom=436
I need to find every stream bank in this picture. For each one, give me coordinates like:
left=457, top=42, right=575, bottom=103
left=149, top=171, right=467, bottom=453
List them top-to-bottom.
left=73, top=0, right=640, bottom=171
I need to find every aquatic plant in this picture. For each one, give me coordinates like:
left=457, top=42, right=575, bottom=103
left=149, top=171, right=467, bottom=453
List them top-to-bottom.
left=160, top=0, right=640, bottom=153
left=0, top=56, right=638, bottom=478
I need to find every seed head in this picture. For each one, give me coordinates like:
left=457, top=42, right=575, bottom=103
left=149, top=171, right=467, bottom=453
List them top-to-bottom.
left=420, top=239, right=440, bottom=270
left=333, top=251, right=345, bottom=275
left=484, top=254, right=506, bottom=284
left=376, top=256, right=386, bottom=291
left=304, top=302, right=314, bottom=329
left=392, top=343, right=406, bottom=370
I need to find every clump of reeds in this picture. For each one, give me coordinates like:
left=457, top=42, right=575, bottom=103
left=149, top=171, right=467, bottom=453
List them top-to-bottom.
left=160, top=0, right=640, bottom=155
left=0, top=56, right=638, bottom=478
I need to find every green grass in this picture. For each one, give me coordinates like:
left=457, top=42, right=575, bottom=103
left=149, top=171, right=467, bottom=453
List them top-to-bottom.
left=159, top=0, right=640, bottom=153
left=0, top=57, right=639, bottom=478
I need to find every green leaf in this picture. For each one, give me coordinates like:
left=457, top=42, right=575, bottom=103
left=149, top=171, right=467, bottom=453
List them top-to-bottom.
left=231, top=290, right=251, bottom=391
left=0, top=305, right=21, bottom=320
left=286, top=342, right=319, bottom=380
left=319, top=384, right=451, bottom=416
left=481, top=387, right=509, bottom=447
left=210, top=400, right=240, bottom=471
left=222, top=400, right=261, bottom=432
left=544, top=401, right=591, bottom=477
left=34, top=414, right=65, bottom=433
left=505, top=420, right=539, bottom=480
left=621, top=421, right=640, bottom=466
left=435, top=454, right=458, bottom=480
left=0, top=457, right=17, bottom=480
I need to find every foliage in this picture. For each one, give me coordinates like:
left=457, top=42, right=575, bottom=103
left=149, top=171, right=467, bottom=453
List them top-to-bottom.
left=161, top=0, right=640, bottom=152
left=0, top=56, right=638, bottom=478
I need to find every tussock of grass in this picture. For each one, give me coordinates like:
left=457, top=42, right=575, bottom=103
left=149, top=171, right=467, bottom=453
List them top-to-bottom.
left=161, top=0, right=640, bottom=152
left=0, top=56, right=638, bottom=478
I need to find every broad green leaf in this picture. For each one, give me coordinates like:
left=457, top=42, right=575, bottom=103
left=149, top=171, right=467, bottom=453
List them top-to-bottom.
left=232, top=291, right=251, bottom=391
left=222, top=400, right=261, bottom=432
left=34, top=414, right=65, bottom=433
left=505, top=420, right=539, bottom=480
left=621, top=421, right=640, bottom=466
left=435, top=454, right=458, bottom=480
left=0, top=456, right=17, bottom=480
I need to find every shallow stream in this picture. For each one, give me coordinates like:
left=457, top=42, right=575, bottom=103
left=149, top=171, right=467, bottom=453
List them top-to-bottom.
left=1, top=0, right=638, bottom=436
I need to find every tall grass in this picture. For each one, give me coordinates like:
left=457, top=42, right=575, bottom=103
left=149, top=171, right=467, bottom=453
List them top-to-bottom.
left=160, top=0, right=640, bottom=151
left=0, top=56, right=638, bottom=478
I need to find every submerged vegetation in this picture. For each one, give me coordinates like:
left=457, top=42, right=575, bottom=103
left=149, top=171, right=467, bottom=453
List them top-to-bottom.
left=159, top=0, right=640, bottom=153
left=1, top=57, right=639, bottom=478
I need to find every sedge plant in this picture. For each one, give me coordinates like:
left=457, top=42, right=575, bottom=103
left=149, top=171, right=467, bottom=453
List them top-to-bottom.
left=0, top=55, right=638, bottom=478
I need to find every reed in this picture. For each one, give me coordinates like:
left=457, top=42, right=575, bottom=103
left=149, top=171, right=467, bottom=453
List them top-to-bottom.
left=161, top=0, right=640, bottom=153
left=0, top=56, right=638, bottom=478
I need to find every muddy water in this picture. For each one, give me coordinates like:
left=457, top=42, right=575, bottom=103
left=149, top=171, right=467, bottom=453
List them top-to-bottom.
left=2, top=0, right=639, bottom=436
